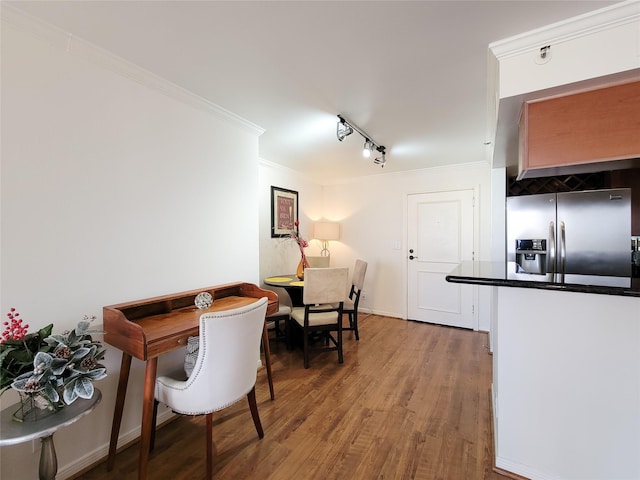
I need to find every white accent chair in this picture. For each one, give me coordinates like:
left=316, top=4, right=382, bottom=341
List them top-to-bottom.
left=343, top=259, right=368, bottom=340
left=289, top=267, right=349, bottom=368
left=152, top=297, right=268, bottom=478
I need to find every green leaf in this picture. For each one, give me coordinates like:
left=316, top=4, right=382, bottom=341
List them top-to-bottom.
left=75, top=321, right=91, bottom=335
left=38, top=324, right=54, bottom=338
left=67, top=329, right=81, bottom=346
left=0, top=345, right=18, bottom=363
left=69, top=347, right=91, bottom=362
left=33, top=351, right=53, bottom=369
left=1, top=358, right=31, bottom=390
left=50, top=358, right=69, bottom=376
left=86, top=368, right=107, bottom=381
left=11, top=372, right=39, bottom=392
left=74, top=376, right=94, bottom=399
left=63, top=381, right=79, bottom=404
left=42, top=382, right=59, bottom=403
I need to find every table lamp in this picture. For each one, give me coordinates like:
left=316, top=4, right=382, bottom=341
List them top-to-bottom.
left=314, top=222, right=340, bottom=257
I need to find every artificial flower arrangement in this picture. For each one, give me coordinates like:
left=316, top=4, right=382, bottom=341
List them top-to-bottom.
left=288, top=220, right=309, bottom=257
left=288, top=221, right=309, bottom=278
left=0, top=308, right=107, bottom=412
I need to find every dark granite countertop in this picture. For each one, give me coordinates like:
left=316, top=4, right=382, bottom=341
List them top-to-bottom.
left=446, top=261, right=640, bottom=297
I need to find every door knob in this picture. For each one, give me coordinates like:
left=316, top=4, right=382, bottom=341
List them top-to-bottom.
left=409, top=255, right=418, bottom=260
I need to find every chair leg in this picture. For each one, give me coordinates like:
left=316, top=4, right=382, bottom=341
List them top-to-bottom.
left=352, top=311, right=359, bottom=341
left=285, top=318, right=293, bottom=351
left=274, top=319, right=280, bottom=339
left=261, top=322, right=275, bottom=401
left=337, top=323, right=344, bottom=364
left=303, top=326, right=310, bottom=369
left=247, top=386, right=264, bottom=438
left=149, top=399, right=159, bottom=452
left=206, top=413, right=213, bottom=479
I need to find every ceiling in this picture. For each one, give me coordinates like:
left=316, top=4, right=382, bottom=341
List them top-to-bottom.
left=6, top=0, right=619, bottom=183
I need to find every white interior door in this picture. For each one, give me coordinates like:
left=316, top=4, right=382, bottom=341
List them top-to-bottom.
left=407, top=190, right=476, bottom=329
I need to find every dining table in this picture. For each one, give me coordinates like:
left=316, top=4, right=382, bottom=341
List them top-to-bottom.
left=263, top=275, right=305, bottom=307
left=264, top=275, right=307, bottom=350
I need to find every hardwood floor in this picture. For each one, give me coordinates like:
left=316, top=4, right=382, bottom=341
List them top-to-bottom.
left=74, top=315, right=507, bottom=480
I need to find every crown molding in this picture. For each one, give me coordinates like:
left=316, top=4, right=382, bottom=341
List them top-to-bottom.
left=489, top=0, right=640, bottom=59
left=1, top=4, right=265, bottom=137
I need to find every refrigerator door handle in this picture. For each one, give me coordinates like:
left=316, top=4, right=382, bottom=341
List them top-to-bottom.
left=548, top=221, right=556, bottom=276
left=558, top=221, right=566, bottom=283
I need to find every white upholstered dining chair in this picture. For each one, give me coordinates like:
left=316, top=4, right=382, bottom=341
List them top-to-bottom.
left=342, top=259, right=368, bottom=340
left=289, top=267, right=349, bottom=368
left=152, top=297, right=268, bottom=478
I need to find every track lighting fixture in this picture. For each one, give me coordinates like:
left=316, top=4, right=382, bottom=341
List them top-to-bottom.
left=336, top=114, right=387, bottom=167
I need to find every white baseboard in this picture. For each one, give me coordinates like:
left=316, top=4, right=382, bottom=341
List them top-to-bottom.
left=359, top=308, right=404, bottom=319
left=491, top=383, right=498, bottom=463
left=495, top=456, right=563, bottom=480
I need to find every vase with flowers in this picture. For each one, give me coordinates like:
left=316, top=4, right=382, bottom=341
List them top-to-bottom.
left=288, top=221, right=309, bottom=280
left=0, top=308, right=107, bottom=422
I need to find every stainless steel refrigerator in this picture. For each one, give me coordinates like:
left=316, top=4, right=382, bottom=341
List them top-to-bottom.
left=506, top=188, right=631, bottom=287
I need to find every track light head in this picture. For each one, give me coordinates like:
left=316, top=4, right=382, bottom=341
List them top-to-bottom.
left=336, top=119, right=353, bottom=142
left=363, top=140, right=373, bottom=158
left=374, top=153, right=386, bottom=167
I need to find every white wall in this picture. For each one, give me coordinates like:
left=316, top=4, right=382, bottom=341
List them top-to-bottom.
left=1, top=12, right=263, bottom=479
left=259, top=154, right=494, bottom=333
left=258, top=160, right=324, bottom=280
left=322, top=162, right=492, bottom=326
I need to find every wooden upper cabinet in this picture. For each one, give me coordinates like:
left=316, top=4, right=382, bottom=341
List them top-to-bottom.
left=518, top=79, right=640, bottom=179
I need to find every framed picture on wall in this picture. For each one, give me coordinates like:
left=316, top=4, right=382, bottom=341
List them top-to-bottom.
left=271, top=186, right=298, bottom=237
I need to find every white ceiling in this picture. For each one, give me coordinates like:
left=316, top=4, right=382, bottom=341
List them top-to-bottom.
left=6, top=0, right=619, bottom=182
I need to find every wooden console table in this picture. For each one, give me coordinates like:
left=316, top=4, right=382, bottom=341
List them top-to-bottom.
left=103, top=282, right=278, bottom=480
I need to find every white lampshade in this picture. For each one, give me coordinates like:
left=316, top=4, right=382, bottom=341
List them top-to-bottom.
left=314, top=222, right=340, bottom=241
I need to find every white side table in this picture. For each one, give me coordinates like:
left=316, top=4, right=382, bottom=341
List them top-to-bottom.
left=0, top=389, right=102, bottom=480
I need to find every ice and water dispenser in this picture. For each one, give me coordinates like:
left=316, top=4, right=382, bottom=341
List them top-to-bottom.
left=515, top=239, right=547, bottom=274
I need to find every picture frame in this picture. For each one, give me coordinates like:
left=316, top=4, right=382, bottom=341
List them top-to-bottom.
left=271, top=186, right=298, bottom=238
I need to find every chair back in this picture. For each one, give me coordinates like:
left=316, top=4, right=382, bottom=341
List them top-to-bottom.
left=307, top=256, right=330, bottom=268
left=352, top=259, right=368, bottom=291
left=303, top=267, right=349, bottom=305
left=260, top=283, right=293, bottom=309
left=156, top=297, right=268, bottom=415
